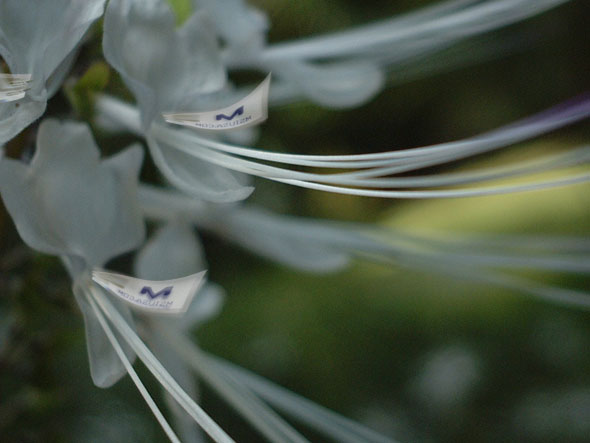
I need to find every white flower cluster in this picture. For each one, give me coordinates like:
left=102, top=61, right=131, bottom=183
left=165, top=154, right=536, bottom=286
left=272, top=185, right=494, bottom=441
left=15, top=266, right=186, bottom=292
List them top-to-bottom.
left=0, top=0, right=587, bottom=441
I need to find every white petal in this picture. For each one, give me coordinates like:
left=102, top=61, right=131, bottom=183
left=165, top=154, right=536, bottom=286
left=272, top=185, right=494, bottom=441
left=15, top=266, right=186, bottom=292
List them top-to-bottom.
left=0, top=0, right=105, bottom=94
left=103, top=0, right=175, bottom=127
left=104, top=0, right=225, bottom=127
left=195, top=0, right=268, bottom=57
left=175, top=12, right=227, bottom=99
left=45, top=47, right=79, bottom=98
left=269, top=60, right=384, bottom=108
left=0, top=99, right=46, bottom=145
left=0, top=119, right=145, bottom=267
left=33, top=119, right=100, bottom=169
left=146, top=134, right=254, bottom=202
left=0, top=156, right=68, bottom=257
left=220, top=207, right=351, bottom=272
left=134, top=223, right=224, bottom=329
left=135, top=223, right=206, bottom=280
left=73, top=283, right=136, bottom=388
left=180, top=283, right=225, bottom=330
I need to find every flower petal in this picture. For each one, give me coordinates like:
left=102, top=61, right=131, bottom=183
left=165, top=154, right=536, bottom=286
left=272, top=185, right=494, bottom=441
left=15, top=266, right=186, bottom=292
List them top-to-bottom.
left=0, top=0, right=106, bottom=95
left=103, top=0, right=175, bottom=127
left=104, top=0, right=225, bottom=128
left=195, top=0, right=268, bottom=59
left=174, top=12, right=227, bottom=102
left=269, top=60, right=385, bottom=108
left=0, top=99, right=46, bottom=145
left=0, top=119, right=145, bottom=267
left=146, top=134, right=254, bottom=202
left=98, top=145, right=146, bottom=264
left=218, top=206, right=351, bottom=272
left=134, top=222, right=224, bottom=329
left=135, top=223, right=206, bottom=280
left=73, top=283, right=136, bottom=388
left=180, top=283, right=224, bottom=331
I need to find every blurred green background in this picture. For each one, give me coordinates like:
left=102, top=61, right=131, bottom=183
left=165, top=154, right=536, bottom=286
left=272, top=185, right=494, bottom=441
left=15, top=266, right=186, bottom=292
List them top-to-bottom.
left=1, top=0, right=589, bottom=442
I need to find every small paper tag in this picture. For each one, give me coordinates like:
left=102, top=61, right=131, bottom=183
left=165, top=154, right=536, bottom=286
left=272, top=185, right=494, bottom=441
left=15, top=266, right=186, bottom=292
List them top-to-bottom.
left=0, top=74, right=32, bottom=103
left=163, top=74, right=271, bottom=131
left=91, top=269, right=207, bottom=314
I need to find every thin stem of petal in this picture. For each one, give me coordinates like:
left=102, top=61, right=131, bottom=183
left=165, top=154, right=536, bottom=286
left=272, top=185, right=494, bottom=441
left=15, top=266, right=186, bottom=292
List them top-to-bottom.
left=88, top=285, right=235, bottom=443
left=83, top=288, right=181, bottom=443
left=158, top=326, right=311, bottom=443
left=206, top=355, right=397, bottom=443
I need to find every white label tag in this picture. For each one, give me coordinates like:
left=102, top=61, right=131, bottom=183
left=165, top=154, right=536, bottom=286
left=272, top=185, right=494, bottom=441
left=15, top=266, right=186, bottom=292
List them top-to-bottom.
left=0, top=74, right=32, bottom=103
left=163, top=74, right=271, bottom=131
left=91, top=269, right=207, bottom=315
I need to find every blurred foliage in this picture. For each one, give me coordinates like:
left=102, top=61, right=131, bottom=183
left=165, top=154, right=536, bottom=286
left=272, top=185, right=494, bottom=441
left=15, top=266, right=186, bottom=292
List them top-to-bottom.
left=1, top=0, right=590, bottom=442
left=168, top=0, right=193, bottom=25
left=65, top=61, right=111, bottom=120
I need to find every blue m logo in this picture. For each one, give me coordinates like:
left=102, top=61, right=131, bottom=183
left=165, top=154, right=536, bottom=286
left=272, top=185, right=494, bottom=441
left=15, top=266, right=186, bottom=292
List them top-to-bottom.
left=215, top=106, right=244, bottom=121
left=140, top=286, right=173, bottom=299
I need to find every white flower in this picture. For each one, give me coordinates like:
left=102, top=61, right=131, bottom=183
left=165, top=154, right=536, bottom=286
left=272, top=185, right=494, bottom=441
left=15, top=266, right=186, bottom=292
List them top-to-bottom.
left=0, top=0, right=106, bottom=144
left=94, top=0, right=590, bottom=203
left=103, top=0, right=252, bottom=202
left=103, top=0, right=225, bottom=129
left=193, top=0, right=384, bottom=108
left=206, top=0, right=572, bottom=108
left=0, top=1, right=586, bottom=441
left=99, top=93, right=590, bottom=201
left=0, top=118, right=145, bottom=387
left=0, top=119, right=144, bottom=270
left=0, top=125, right=235, bottom=440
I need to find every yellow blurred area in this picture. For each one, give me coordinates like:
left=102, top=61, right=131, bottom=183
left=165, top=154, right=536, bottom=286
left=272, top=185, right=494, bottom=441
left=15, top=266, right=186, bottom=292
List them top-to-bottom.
left=384, top=140, right=590, bottom=235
